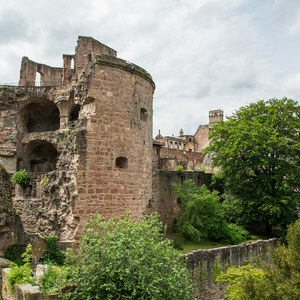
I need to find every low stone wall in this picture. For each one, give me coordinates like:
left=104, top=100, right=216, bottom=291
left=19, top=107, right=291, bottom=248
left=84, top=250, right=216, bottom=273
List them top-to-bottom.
left=185, top=238, right=278, bottom=299
left=1, top=268, right=59, bottom=300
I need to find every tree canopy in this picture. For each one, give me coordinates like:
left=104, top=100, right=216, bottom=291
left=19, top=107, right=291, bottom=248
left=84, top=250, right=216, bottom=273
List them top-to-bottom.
left=207, top=98, right=300, bottom=233
left=172, top=180, right=248, bottom=244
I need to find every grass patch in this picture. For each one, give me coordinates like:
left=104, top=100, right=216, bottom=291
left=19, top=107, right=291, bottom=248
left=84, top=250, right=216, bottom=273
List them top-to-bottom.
left=175, top=239, right=225, bottom=254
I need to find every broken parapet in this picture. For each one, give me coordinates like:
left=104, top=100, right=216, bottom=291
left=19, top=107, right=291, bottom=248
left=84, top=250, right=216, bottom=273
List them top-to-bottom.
left=185, top=238, right=278, bottom=299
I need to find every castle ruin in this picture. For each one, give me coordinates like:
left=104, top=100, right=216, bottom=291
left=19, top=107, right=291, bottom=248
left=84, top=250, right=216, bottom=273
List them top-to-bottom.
left=0, top=37, right=155, bottom=250
left=0, top=37, right=222, bottom=254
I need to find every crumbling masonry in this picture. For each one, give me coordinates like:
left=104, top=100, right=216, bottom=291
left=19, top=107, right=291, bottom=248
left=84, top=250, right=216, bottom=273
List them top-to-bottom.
left=0, top=37, right=155, bottom=250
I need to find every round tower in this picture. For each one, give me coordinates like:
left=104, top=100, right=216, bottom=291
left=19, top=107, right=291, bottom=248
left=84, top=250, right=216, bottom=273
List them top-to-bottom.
left=74, top=52, right=155, bottom=237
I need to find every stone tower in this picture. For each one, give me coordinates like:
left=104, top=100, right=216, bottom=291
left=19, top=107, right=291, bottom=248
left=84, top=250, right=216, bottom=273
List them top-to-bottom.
left=0, top=37, right=155, bottom=243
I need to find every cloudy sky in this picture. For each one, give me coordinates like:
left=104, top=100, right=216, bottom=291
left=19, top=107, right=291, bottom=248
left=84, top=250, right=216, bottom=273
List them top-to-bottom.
left=0, top=0, right=300, bottom=136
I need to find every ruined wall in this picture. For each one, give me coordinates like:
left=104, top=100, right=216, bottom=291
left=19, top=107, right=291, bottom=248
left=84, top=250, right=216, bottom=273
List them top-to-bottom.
left=74, top=36, right=117, bottom=76
left=1, top=37, right=155, bottom=242
left=74, top=55, right=155, bottom=238
left=19, top=57, right=63, bottom=87
left=0, top=87, right=18, bottom=172
left=194, top=125, right=210, bottom=153
left=159, top=147, right=204, bottom=171
left=0, top=165, right=17, bottom=255
left=0, top=165, right=30, bottom=255
left=150, top=170, right=212, bottom=229
left=185, top=238, right=277, bottom=299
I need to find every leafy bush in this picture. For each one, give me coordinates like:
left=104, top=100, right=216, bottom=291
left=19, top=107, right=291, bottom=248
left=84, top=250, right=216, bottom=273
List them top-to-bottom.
left=176, top=165, right=183, bottom=174
left=11, top=169, right=30, bottom=189
left=172, top=180, right=248, bottom=244
left=63, top=213, right=194, bottom=299
left=217, top=217, right=300, bottom=299
left=220, top=223, right=249, bottom=245
left=171, top=235, right=185, bottom=250
left=40, top=236, right=65, bottom=265
left=6, top=244, right=34, bottom=294
left=38, top=264, right=67, bottom=295
left=216, top=265, right=264, bottom=299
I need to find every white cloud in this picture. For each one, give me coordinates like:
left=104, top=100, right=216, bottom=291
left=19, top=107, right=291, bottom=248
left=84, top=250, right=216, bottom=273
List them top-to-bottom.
left=0, top=0, right=299, bottom=136
left=272, top=0, right=300, bottom=35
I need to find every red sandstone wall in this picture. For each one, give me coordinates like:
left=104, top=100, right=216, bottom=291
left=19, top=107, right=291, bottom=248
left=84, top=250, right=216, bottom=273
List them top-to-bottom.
left=74, top=36, right=117, bottom=76
left=19, top=57, right=63, bottom=87
left=74, top=59, right=154, bottom=238
left=194, top=125, right=210, bottom=152
left=159, top=147, right=204, bottom=170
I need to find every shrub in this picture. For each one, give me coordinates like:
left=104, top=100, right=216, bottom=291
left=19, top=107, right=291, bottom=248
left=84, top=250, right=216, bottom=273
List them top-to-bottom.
left=176, top=165, right=183, bottom=174
left=11, top=169, right=30, bottom=189
left=172, top=180, right=248, bottom=244
left=63, top=213, right=194, bottom=299
left=217, top=217, right=300, bottom=299
left=220, top=223, right=249, bottom=245
left=171, top=235, right=185, bottom=250
left=40, top=236, right=65, bottom=265
left=6, top=244, right=34, bottom=294
left=38, top=264, right=67, bottom=295
left=216, top=265, right=264, bottom=299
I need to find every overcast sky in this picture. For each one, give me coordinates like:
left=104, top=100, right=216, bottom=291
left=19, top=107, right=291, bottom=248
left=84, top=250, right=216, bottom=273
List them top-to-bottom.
left=0, top=0, right=300, bottom=136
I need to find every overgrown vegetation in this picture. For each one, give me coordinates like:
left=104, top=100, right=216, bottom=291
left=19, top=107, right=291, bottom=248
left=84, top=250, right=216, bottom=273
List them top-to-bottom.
left=207, top=98, right=300, bottom=234
left=176, top=165, right=183, bottom=174
left=11, top=169, right=30, bottom=189
left=172, top=180, right=249, bottom=244
left=62, top=213, right=194, bottom=299
left=216, top=217, right=300, bottom=299
left=40, top=236, right=65, bottom=265
left=6, top=244, right=34, bottom=294
left=38, top=264, right=67, bottom=295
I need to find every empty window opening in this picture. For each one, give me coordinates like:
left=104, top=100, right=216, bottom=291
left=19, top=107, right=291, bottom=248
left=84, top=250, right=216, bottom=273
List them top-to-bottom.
left=88, top=53, right=92, bottom=62
left=71, top=58, right=75, bottom=69
left=35, top=72, right=41, bottom=87
left=19, top=100, right=60, bottom=133
left=70, top=104, right=81, bottom=121
left=140, top=108, right=148, bottom=121
left=27, top=140, right=58, bottom=172
left=116, top=157, right=128, bottom=169
left=181, top=175, right=185, bottom=184
left=197, top=176, right=201, bottom=186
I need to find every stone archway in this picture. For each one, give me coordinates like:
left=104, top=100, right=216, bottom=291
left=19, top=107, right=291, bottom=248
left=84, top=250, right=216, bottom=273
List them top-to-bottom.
left=18, top=99, right=60, bottom=133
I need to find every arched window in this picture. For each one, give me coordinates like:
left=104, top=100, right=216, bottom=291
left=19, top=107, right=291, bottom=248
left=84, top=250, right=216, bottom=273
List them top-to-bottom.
left=19, top=99, right=60, bottom=133
left=70, top=104, right=81, bottom=121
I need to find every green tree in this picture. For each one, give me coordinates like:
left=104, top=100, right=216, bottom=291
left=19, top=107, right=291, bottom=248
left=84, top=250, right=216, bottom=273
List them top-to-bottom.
left=207, top=98, right=300, bottom=234
left=172, top=180, right=248, bottom=244
left=63, top=213, right=194, bottom=300
left=216, top=217, right=300, bottom=299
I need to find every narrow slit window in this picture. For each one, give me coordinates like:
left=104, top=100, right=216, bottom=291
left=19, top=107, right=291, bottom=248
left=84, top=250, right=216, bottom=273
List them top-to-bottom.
left=35, top=72, right=41, bottom=86
left=140, top=108, right=148, bottom=121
